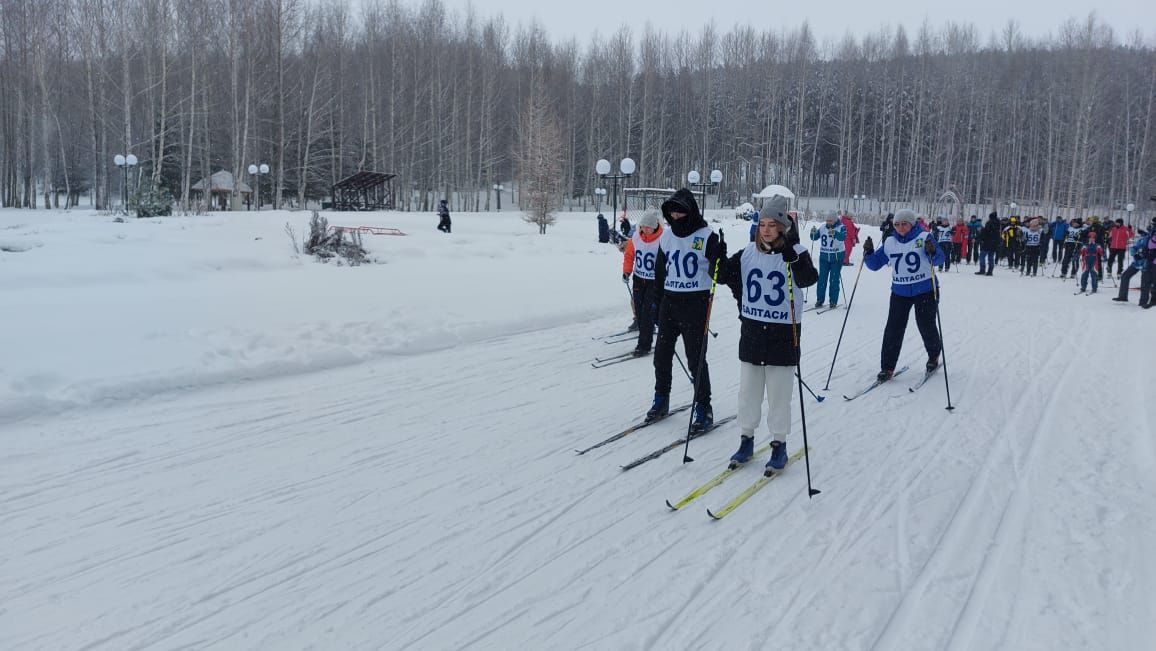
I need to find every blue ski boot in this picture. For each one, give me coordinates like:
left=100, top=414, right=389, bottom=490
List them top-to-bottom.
left=645, top=393, right=669, bottom=422
left=690, top=404, right=714, bottom=433
left=729, top=435, right=755, bottom=468
left=765, top=440, right=788, bottom=472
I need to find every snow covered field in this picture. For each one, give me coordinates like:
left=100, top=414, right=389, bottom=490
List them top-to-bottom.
left=2, top=207, right=1155, bottom=649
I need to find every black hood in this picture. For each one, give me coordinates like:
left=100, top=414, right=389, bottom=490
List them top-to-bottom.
left=660, top=188, right=706, bottom=237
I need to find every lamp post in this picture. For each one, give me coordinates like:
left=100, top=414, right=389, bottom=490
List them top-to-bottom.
left=114, top=154, right=138, bottom=213
left=595, top=157, right=636, bottom=224
left=248, top=163, right=269, bottom=210
left=688, top=168, right=723, bottom=210
left=493, top=183, right=504, bottom=211
left=593, top=187, right=607, bottom=212
left=1009, top=201, right=1018, bottom=216
left=1126, top=202, right=1135, bottom=227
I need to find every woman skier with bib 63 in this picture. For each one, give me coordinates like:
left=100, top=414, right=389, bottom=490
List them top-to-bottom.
left=720, top=196, right=817, bottom=472
left=861, top=209, right=944, bottom=382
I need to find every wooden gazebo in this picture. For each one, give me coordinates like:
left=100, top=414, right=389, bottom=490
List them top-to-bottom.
left=331, top=171, right=396, bottom=211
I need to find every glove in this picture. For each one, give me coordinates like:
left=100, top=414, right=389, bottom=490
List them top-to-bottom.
left=706, top=235, right=727, bottom=260
left=862, top=236, right=875, bottom=256
left=924, top=239, right=937, bottom=256
left=782, top=246, right=800, bottom=264
left=622, top=272, right=630, bottom=283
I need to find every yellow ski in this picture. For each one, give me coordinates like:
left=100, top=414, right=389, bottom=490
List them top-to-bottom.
left=665, top=442, right=774, bottom=510
left=706, top=447, right=809, bottom=520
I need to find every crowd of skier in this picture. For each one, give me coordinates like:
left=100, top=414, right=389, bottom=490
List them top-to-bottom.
left=603, top=187, right=1152, bottom=475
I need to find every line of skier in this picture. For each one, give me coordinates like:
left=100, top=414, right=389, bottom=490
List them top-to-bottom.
left=617, top=190, right=946, bottom=473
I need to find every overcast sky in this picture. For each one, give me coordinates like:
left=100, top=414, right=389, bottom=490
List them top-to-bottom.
left=436, top=0, right=1154, bottom=46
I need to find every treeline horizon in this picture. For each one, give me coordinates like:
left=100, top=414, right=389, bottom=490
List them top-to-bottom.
left=0, top=0, right=1153, bottom=215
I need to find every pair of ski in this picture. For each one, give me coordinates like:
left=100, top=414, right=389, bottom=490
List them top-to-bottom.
left=803, top=305, right=840, bottom=315
left=591, top=329, right=635, bottom=341
left=591, top=349, right=648, bottom=369
left=840, top=364, right=939, bottom=400
left=575, top=406, right=735, bottom=470
left=666, top=445, right=810, bottom=519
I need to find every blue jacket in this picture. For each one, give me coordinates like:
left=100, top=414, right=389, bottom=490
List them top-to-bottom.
left=1051, top=220, right=1068, bottom=241
left=865, top=225, right=945, bottom=297
left=1131, top=235, right=1150, bottom=270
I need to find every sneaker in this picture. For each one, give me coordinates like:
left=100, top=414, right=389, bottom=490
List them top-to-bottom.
left=974, top=270, right=985, bottom=275
left=985, top=271, right=993, bottom=276
left=1112, top=297, right=1128, bottom=302
left=814, top=302, right=824, bottom=309
left=829, top=303, right=838, bottom=309
left=627, top=321, right=639, bottom=332
left=631, top=347, right=651, bottom=358
left=926, top=355, right=940, bottom=372
left=876, top=369, right=894, bottom=382
left=646, top=394, right=669, bottom=421
left=690, top=404, right=714, bottom=433
left=729, top=435, right=755, bottom=467
left=766, top=440, right=788, bottom=472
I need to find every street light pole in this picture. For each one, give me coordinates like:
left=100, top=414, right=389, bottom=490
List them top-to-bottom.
left=114, top=154, right=138, bottom=214
left=596, top=157, right=636, bottom=224
left=248, top=163, right=269, bottom=210
left=687, top=168, right=723, bottom=211
left=493, top=183, right=504, bottom=211
left=594, top=187, right=606, bottom=212
left=1126, top=202, right=1135, bottom=227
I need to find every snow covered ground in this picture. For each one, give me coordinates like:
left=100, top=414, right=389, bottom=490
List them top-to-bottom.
left=2, top=206, right=1155, bottom=649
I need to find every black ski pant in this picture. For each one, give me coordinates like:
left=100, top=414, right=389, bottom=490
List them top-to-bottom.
left=967, top=237, right=979, bottom=263
left=1051, top=240, right=1064, bottom=262
left=939, top=242, right=953, bottom=270
left=1061, top=243, right=1078, bottom=276
left=1023, top=246, right=1040, bottom=275
left=1107, top=249, right=1126, bottom=275
left=1117, top=266, right=1140, bottom=301
left=1140, top=268, right=1154, bottom=307
left=631, top=277, right=659, bottom=351
left=881, top=291, right=941, bottom=372
left=654, top=292, right=712, bottom=404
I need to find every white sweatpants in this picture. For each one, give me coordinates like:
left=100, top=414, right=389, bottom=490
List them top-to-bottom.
left=738, top=362, right=794, bottom=442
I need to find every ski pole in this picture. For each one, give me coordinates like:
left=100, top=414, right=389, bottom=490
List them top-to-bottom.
left=682, top=232, right=724, bottom=464
left=823, top=257, right=865, bottom=390
left=927, top=261, right=955, bottom=411
left=787, top=263, right=820, bottom=497
left=796, top=374, right=826, bottom=402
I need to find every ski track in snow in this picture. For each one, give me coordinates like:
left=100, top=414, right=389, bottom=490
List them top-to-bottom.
left=3, top=215, right=1155, bottom=650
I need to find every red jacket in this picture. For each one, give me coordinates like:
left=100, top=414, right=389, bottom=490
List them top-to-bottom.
left=839, top=216, right=859, bottom=246
left=951, top=223, right=967, bottom=244
left=1109, top=225, right=1133, bottom=249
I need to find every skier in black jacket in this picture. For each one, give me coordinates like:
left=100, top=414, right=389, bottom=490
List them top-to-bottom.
left=646, top=188, right=726, bottom=432
left=718, top=195, right=818, bottom=472
left=437, top=199, right=452, bottom=233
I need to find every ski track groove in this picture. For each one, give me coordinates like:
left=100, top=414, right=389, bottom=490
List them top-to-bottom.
left=868, top=316, right=1085, bottom=650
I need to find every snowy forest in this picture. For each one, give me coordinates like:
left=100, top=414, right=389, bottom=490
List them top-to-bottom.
left=0, top=0, right=1153, bottom=215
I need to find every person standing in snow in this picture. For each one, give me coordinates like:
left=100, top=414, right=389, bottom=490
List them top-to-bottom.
left=645, top=188, right=727, bottom=432
left=436, top=199, right=452, bottom=233
left=719, top=199, right=817, bottom=472
left=861, top=208, right=944, bottom=382
left=621, top=210, right=664, bottom=356
left=840, top=212, right=859, bottom=266
left=976, top=212, right=1001, bottom=275
left=596, top=213, right=610, bottom=243
left=619, top=213, right=633, bottom=240
left=880, top=213, right=896, bottom=242
left=808, top=214, right=845, bottom=308
left=966, top=215, right=982, bottom=264
left=1049, top=216, right=1067, bottom=264
left=935, top=217, right=954, bottom=271
left=951, top=218, right=968, bottom=265
left=1019, top=218, right=1044, bottom=276
left=1061, top=218, right=1087, bottom=278
left=1107, top=218, right=1133, bottom=277
left=1112, top=226, right=1151, bottom=304
left=1078, top=231, right=1104, bottom=294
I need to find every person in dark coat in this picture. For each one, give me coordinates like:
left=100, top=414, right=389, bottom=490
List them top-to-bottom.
left=645, top=188, right=726, bottom=432
left=718, top=196, right=818, bottom=471
left=437, top=199, right=452, bottom=233
left=976, top=212, right=1001, bottom=275
left=596, top=213, right=610, bottom=243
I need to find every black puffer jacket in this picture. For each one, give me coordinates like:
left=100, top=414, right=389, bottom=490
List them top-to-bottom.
left=654, top=188, right=723, bottom=298
left=979, top=214, right=1002, bottom=249
left=720, top=239, right=818, bottom=366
